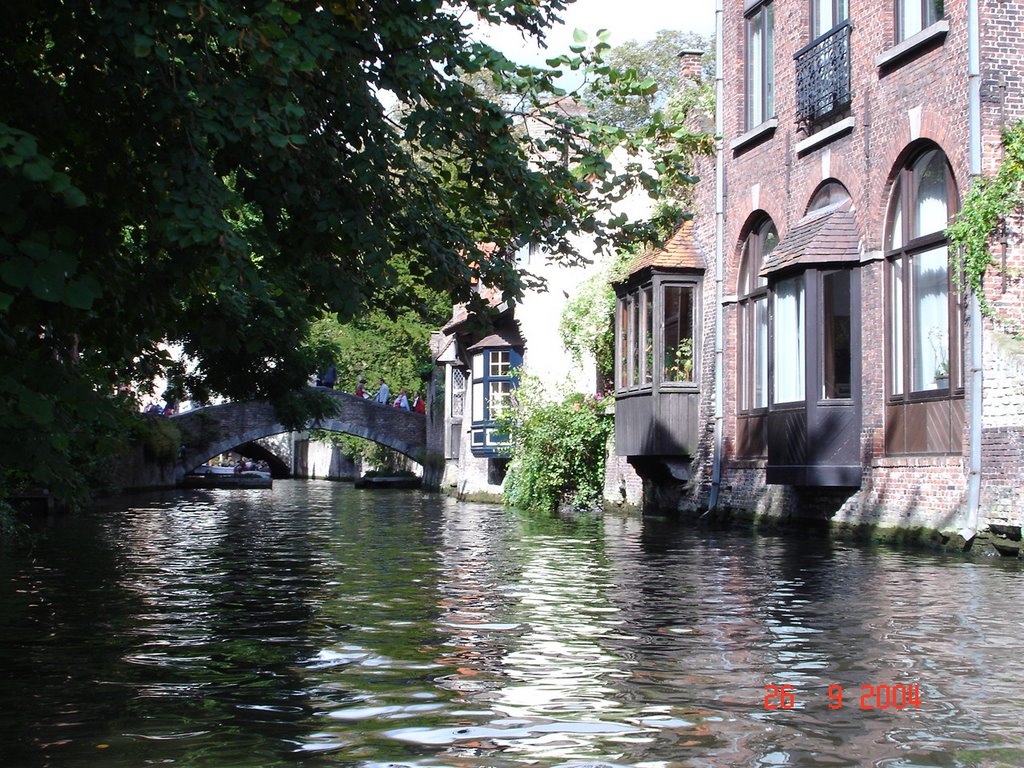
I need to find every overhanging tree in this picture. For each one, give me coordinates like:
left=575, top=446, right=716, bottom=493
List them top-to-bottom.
left=0, top=0, right=708, bottom=503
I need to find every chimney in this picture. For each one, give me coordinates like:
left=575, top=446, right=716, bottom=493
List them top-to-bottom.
left=677, top=49, right=705, bottom=86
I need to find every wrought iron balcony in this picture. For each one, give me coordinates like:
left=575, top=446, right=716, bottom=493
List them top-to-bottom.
left=794, top=21, right=853, bottom=133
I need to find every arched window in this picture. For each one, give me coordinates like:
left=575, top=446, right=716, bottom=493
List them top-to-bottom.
left=885, top=146, right=962, bottom=454
left=735, top=217, right=776, bottom=459
left=738, top=218, right=776, bottom=414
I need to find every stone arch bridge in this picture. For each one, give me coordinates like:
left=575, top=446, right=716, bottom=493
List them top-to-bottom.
left=121, top=390, right=427, bottom=490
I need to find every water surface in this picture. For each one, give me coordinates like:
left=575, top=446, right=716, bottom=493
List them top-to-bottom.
left=1, top=480, right=1022, bottom=767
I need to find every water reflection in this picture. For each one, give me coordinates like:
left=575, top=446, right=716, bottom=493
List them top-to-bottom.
left=0, top=481, right=1022, bottom=768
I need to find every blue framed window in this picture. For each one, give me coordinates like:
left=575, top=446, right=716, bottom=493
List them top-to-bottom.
left=470, top=347, right=521, bottom=456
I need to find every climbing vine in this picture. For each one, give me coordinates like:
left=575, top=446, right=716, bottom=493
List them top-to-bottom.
left=947, top=120, right=1024, bottom=335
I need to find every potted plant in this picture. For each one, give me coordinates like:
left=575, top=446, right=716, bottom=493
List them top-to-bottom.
left=929, top=326, right=949, bottom=388
left=665, top=338, right=694, bottom=382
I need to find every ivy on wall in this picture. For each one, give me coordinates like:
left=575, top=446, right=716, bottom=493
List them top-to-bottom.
left=947, top=120, right=1024, bottom=336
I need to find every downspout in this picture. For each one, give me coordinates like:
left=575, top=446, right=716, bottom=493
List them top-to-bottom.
left=707, top=0, right=726, bottom=513
left=961, top=0, right=983, bottom=541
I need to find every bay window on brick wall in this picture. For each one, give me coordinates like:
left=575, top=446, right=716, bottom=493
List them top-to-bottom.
left=745, top=0, right=775, bottom=129
left=897, top=0, right=944, bottom=43
left=885, top=145, right=963, bottom=455
left=758, top=183, right=863, bottom=486
left=614, top=269, right=703, bottom=460
left=618, top=281, right=698, bottom=392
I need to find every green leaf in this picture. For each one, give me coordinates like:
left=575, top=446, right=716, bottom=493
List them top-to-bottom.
left=572, top=28, right=588, bottom=44
left=134, top=33, right=154, bottom=57
left=22, top=160, right=53, bottom=182
left=0, top=255, right=33, bottom=289
left=64, top=275, right=102, bottom=310
left=18, top=390, right=54, bottom=425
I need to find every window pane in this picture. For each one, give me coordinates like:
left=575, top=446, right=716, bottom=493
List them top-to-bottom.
left=814, top=0, right=831, bottom=37
left=899, top=0, right=941, bottom=40
left=900, top=0, right=922, bottom=40
left=746, top=4, right=774, bottom=127
left=765, top=4, right=775, bottom=119
left=748, top=15, right=763, bottom=126
left=914, top=150, right=949, bottom=238
left=887, top=178, right=904, bottom=251
left=912, top=246, right=949, bottom=391
left=891, top=259, right=904, bottom=396
left=822, top=271, right=852, bottom=399
left=773, top=276, right=805, bottom=402
left=663, top=285, right=695, bottom=382
left=642, top=287, right=653, bottom=385
left=629, top=296, right=639, bottom=387
left=754, top=296, right=769, bottom=407
left=618, top=299, right=629, bottom=389
left=490, top=350, right=510, bottom=377
left=472, top=352, right=484, bottom=379
left=451, top=368, right=466, bottom=417
left=489, top=381, right=511, bottom=418
left=472, top=382, right=484, bottom=421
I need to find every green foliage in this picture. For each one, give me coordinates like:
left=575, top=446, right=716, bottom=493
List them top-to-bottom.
left=0, top=1, right=708, bottom=503
left=582, top=30, right=713, bottom=132
left=947, top=121, right=1024, bottom=335
left=559, top=248, right=635, bottom=383
left=502, top=375, right=614, bottom=512
left=135, top=416, right=181, bottom=465
left=309, top=430, right=406, bottom=473
left=0, top=501, right=28, bottom=542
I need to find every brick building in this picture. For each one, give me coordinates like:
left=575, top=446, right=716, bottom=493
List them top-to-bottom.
left=614, top=0, right=1024, bottom=545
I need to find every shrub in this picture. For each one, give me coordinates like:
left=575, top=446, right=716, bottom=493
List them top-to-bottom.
left=502, top=376, right=613, bottom=512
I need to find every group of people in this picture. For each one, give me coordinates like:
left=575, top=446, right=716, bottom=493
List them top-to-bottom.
left=317, top=366, right=426, bottom=413
left=354, top=378, right=426, bottom=413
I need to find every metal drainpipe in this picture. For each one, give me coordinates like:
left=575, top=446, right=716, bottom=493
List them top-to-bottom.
left=707, top=0, right=725, bottom=513
left=962, top=0, right=983, bottom=541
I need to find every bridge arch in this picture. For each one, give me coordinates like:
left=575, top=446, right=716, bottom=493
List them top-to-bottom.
left=170, top=390, right=426, bottom=481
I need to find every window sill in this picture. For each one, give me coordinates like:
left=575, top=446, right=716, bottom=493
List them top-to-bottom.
left=875, top=20, right=949, bottom=72
left=795, top=116, right=855, bottom=156
left=730, top=118, right=778, bottom=154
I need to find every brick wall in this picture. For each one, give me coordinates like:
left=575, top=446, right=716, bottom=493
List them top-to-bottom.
left=660, top=0, right=1024, bottom=535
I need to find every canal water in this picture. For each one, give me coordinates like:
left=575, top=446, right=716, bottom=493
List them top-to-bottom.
left=1, top=481, right=1022, bottom=768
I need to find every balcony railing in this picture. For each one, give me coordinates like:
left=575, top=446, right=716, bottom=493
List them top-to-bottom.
left=794, top=21, right=853, bottom=133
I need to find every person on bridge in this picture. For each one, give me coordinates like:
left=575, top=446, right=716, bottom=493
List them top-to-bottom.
left=321, top=363, right=337, bottom=389
left=373, top=378, right=390, bottom=404
left=354, top=380, right=367, bottom=398
left=393, top=389, right=409, bottom=409
left=411, top=391, right=426, bottom=414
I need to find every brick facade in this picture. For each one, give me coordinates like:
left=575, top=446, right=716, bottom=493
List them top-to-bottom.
left=637, top=0, right=1024, bottom=541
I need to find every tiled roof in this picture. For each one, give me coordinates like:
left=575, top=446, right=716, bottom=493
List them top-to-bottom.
left=761, top=200, right=861, bottom=276
left=625, top=220, right=705, bottom=276
left=466, top=325, right=524, bottom=351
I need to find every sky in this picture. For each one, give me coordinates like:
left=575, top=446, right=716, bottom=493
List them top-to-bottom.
left=473, top=0, right=716, bottom=66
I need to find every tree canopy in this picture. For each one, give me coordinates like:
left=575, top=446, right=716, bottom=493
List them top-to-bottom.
left=0, top=0, right=709, bottom=503
left=584, top=29, right=713, bottom=131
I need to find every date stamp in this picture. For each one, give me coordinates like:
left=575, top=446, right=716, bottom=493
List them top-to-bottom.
left=763, top=683, right=922, bottom=710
